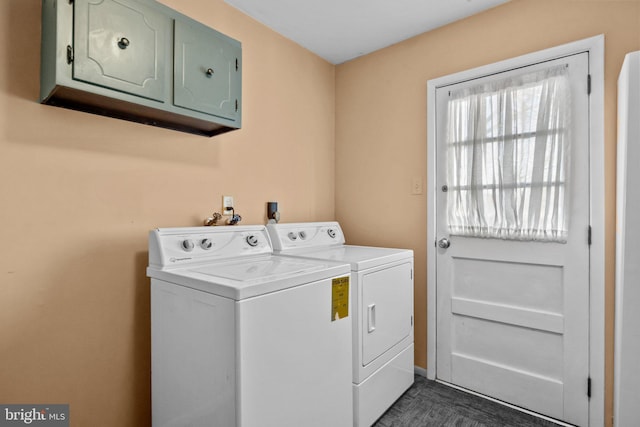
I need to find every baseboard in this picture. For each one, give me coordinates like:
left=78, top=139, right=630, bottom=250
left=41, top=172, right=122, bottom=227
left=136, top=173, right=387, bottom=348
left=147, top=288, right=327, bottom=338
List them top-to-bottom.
left=414, top=365, right=427, bottom=378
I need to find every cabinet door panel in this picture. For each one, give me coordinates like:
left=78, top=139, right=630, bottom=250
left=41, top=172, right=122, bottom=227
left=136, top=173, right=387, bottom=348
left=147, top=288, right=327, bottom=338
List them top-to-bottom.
left=73, top=0, right=169, bottom=102
left=174, top=21, right=240, bottom=120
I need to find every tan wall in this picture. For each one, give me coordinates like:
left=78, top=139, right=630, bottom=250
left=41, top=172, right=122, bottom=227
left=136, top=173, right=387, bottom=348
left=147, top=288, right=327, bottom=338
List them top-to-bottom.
left=0, top=0, right=335, bottom=425
left=3, top=0, right=638, bottom=425
left=335, top=0, right=640, bottom=425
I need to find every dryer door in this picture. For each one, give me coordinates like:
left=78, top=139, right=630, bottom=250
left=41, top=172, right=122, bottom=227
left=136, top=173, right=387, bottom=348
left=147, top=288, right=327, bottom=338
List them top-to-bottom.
left=361, top=261, right=413, bottom=365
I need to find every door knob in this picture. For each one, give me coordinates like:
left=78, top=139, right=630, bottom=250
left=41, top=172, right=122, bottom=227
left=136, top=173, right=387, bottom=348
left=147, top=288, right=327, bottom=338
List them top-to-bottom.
left=438, top=238, right=451, bottom=249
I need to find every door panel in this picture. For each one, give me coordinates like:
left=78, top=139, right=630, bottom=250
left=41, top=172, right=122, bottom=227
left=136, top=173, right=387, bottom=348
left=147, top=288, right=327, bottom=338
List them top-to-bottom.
left=73, top=0, right=169, bottom=101
left=174, top=20, right=240, bottom=120
left=435, top=52, right=589, bottom=426
left=452, top=255, right=564, bottom=314
left=452, top=315, right=563, bottom=379
left=451, top=353, right=564, bottom=420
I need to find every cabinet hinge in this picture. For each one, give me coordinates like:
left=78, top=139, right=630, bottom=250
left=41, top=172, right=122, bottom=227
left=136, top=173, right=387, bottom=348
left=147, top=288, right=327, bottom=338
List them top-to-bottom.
left=66, top=45, right=74, bottom=64
left=235, top=58, right=239, bottom=71
left=587, top=74, right=591, bottom=95
left=235, top=99, right=238, bottom=112
left=588, top=226, right=592, bottom=245
left=410, top=269, right=413, bottom=280
left=411, top=315, right=414, bottom=327
left=587, top=377, right=592, bottom=398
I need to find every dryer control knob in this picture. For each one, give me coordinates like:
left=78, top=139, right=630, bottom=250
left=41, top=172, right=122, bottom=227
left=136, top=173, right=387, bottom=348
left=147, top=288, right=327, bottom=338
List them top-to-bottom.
left=327, top=229, right=337, bottom=238
left=299, top=231, right=307, bottom=240
left=288, top=232, right=298, bottom=241
left=246, top=235, right=259, bottom=247
left=200, top=238, right=213, bottom=250
left=181, top=239, right=195, bottom=252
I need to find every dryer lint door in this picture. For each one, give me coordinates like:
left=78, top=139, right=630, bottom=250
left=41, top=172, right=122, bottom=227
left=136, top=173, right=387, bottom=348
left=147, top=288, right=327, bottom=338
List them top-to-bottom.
left=361, top=261, right=413, bottom=365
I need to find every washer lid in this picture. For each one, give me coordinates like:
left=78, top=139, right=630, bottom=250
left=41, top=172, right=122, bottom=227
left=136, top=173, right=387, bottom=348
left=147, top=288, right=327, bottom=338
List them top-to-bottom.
left=278, top=245, right=413, bottom=271
left=148, top=255, right=350, bottom=300
left=193, top=256, right=327, bottom=281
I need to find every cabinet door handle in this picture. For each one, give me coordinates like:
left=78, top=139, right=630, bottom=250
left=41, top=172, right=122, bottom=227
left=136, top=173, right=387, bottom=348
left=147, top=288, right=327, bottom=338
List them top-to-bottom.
left=117, top=37, right=130, bottom=49
left=206, top=68, right=214, bottom=77
left=367, top=304, right=376, bottom=333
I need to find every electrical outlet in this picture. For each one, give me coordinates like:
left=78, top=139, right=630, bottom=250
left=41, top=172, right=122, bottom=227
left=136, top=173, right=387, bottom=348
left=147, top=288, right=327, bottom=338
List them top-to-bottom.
left=222, top=195, right=234, bottom=215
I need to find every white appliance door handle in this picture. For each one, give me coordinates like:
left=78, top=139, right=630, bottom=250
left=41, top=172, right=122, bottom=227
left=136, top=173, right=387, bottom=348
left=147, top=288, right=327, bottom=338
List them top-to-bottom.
left=367, top=303, right=376, bottom=333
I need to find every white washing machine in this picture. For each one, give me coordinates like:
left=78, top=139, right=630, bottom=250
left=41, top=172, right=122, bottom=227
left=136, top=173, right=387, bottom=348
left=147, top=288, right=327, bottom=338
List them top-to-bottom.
left=267, top=222, right=414, bottom=427
left=147, top=225, right=353, bottom=427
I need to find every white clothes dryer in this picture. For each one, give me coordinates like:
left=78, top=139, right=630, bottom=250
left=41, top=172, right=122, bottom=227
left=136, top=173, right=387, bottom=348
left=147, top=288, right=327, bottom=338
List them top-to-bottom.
left=267, top=222, right=414, bottom=427
left=147, top=225, right=353, bottom=427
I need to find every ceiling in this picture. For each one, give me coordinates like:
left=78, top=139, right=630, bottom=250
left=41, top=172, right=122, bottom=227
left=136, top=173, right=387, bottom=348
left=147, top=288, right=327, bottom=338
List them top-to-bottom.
left=224, top=0, right=510, bottom=64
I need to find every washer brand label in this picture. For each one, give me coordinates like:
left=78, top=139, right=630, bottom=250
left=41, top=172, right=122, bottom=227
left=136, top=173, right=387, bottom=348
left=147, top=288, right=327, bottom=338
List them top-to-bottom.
left=169, top=257, right=192, bottom=263
left=331, top=277, right=349, bottom=321
left=0, top=405, right=68, bottom=426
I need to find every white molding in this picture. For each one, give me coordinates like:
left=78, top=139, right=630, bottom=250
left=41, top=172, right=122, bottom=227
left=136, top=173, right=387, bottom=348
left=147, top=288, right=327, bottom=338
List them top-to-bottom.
left=425, top=34, right=605, bottom=427
left=414, top=365, right=428, bottom=378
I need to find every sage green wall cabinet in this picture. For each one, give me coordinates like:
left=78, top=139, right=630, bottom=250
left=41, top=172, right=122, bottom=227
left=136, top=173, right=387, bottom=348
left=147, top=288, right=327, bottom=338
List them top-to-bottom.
left=40, top=0, right=242, bottom=137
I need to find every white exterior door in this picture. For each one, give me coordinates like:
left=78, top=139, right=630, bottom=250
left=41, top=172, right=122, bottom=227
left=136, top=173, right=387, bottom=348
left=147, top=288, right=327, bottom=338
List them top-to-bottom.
left=435, top=53, right=590, bottom=426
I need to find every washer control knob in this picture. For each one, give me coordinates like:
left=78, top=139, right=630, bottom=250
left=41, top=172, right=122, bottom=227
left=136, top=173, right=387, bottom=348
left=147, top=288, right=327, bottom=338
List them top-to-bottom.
left=327, top=228, right=337, bottom=238
left=299, top=231, right=307, bottom=240
left=288, top=232, right=298, bottom=241
left=246, top=235, right=259, bottom=247
left=200, top=238, right=213, bottom=250
left=181, top=239, right=195, bottom=252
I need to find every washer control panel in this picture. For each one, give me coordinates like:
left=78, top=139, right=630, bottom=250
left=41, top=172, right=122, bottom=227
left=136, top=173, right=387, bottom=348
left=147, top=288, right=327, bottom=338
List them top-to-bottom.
left=266, top=222, right=345, bottom=251
left=149, top=225, right=272, bottom=268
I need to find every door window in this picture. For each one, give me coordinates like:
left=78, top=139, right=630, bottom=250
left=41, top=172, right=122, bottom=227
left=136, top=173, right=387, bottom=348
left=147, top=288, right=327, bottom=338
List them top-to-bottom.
left=446, top=65, right=571, bottom=242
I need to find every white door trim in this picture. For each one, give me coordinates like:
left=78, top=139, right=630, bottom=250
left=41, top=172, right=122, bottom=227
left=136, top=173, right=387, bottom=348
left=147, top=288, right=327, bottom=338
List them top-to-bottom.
left=426, top=34, right=605, bottom=426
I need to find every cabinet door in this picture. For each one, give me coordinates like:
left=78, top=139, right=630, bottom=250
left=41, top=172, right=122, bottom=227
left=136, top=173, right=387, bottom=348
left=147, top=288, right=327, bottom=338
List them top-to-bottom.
left=73, top=0, right=169, bottom=102
left=174, top=20, right=241, bottom=120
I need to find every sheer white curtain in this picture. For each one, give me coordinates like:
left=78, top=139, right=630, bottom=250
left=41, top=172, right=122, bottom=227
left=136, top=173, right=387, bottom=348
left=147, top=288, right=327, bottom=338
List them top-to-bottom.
left=446, top=65, right=571, bottom=242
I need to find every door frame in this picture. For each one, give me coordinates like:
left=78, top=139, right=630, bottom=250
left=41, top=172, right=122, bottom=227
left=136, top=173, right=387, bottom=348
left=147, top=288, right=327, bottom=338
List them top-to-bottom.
left=426, top=35, right=605, bottom=426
